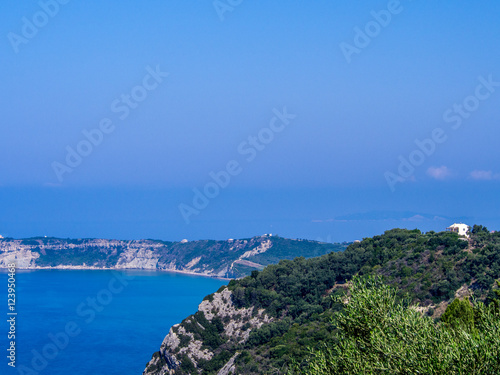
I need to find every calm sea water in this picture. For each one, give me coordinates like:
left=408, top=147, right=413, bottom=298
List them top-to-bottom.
left=0, top=270, right=227, bottom=375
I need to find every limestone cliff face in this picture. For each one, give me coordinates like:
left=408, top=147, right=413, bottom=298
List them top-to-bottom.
left=0, top=236, right=346, bottom=278
left=0, top=237, right=268, bottom=277
left=116, top=246, right=161, bottom=269
left=0, top=248, right=39, bottom=268
left=143, top=288, right=273, bottom=375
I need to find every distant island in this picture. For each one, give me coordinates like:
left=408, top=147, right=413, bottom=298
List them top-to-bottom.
left=0, top=235, right=348, bottom=279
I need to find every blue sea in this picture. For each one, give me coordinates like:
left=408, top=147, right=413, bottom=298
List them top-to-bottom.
left=0, top=270, right=227, bottom=375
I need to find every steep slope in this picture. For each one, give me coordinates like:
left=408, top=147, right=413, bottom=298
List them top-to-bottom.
left=143, top=227, right=500, bottom=374
left=0, top=235, right=347, bottom=278
left=144, top=287, right=274, bottom=375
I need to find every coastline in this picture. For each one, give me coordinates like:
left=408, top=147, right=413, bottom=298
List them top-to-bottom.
left=0, top=265, right=232, bottom=280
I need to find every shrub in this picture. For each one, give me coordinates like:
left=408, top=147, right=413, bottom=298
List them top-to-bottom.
left=441, top=298, right=475, bottom=331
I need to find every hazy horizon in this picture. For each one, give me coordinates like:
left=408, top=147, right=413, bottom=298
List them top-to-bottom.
left=1, top=1, right=499, bottom=242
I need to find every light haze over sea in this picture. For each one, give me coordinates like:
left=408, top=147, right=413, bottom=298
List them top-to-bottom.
left=1, top=1, right=499, bottom=242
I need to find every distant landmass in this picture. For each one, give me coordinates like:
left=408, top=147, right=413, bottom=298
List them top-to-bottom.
left=0, top=235, right=348, bottom=278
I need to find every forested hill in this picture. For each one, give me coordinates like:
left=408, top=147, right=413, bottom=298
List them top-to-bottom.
left=144, top=226, right=500, bottom=375
left=0, top=235, right=347, bottom=278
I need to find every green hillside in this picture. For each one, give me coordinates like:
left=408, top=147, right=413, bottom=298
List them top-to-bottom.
left=146, top=226, right=500, bottom=374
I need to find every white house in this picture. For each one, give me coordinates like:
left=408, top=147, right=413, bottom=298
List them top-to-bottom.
left=446, top=223, right=470, bottom=238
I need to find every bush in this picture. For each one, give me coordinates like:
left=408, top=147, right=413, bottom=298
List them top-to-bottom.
left=441, top=298, right=475, bottom=331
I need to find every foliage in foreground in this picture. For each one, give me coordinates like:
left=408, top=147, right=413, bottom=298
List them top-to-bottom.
left=290, top=276, right=500, bottom=375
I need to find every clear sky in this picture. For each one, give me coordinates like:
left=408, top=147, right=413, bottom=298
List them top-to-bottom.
left=1, top=0, right=499, bottom=241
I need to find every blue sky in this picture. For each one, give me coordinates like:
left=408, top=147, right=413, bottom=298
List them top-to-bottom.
left=0, top=0, right=499, bottom=241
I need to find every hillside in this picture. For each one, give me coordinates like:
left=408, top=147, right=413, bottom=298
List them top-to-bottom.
left=143, top=226, right=500, bottom=374
left=0, top=235, right=347, bottom=278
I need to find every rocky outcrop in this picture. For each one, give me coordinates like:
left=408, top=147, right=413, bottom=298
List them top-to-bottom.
left=240, top=239, right=271, bottom=259
left=116, top=246, right=160, bottom=269
left=0, top=248, right=39, bottom=268
left=143, top=288, right=273, bottom=375
left=199, top=288, right=272, bottom=343
left=216, top=353, right=239, bottom=375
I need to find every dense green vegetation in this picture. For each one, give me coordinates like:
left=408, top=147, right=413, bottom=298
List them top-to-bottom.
left=166, top=227, right=500, bottom=374
left=35, top=245, right=125, bottom=267
left=288, top=276, right=500, bottom=375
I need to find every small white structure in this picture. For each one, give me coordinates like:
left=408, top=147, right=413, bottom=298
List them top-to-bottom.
left=446, top=223, right=470, bottom=238
left=0, top=235, right=3, bottom=239
left=180, top=239, right=188, bottom=243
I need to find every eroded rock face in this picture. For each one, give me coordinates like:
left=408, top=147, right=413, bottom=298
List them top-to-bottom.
left=0, top=235, right=343, bottom=279
left=0, top=236, right=279, bottom=278
left=240, top=240, right=271, bottom=259
left=116, top=247, right=160, bottom=269
left=0, top=248, right=39, bottom=268
left=143, top=288, right=273, bottom=375
left=199, top=288, right=272, bottom=343
left=216, top=353, right=239, bottom=375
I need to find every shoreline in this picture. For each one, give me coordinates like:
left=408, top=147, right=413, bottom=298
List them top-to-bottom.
left=0, top=266, right=232, bottom=281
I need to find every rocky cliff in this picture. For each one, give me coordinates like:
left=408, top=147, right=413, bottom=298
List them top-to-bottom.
left=0, top=235, right=347, bottom=278
left=143, top=287, right=273, bottom=375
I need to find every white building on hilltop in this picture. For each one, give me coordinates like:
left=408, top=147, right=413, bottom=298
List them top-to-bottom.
left=446, top=223, right=470, bottom=238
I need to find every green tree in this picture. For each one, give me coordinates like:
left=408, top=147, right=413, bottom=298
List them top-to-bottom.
left=472, top=224, right=489, bottom=234
left=440, top=297, right=475, bottom=331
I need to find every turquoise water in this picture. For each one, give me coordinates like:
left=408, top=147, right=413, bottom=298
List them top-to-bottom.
left=0, top=270, right=227, bottom=375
